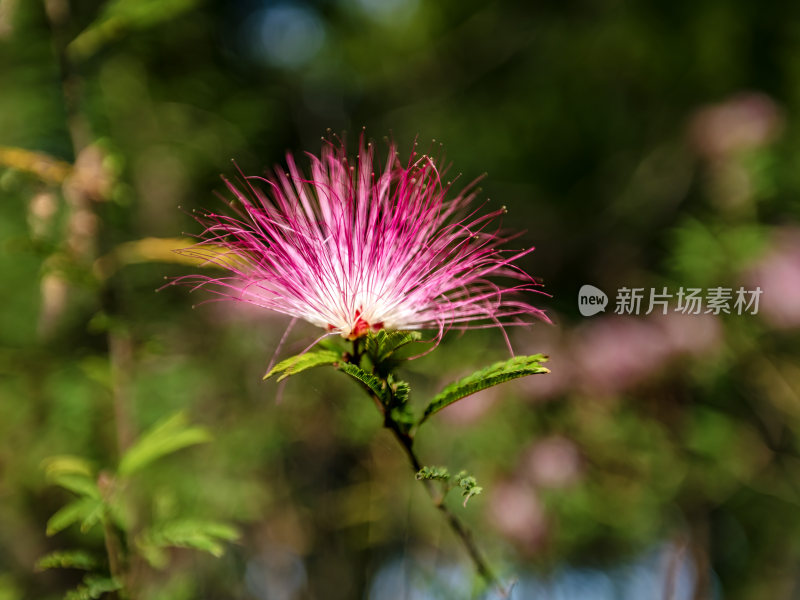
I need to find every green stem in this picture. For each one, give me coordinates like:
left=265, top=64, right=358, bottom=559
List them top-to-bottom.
left=45, top=3, right=135, bottom=596
left=354, top=342, right=504, bottom=593
left=385, top=418, right=501, bottom=590
left=102, top=515, right=129, bottom=600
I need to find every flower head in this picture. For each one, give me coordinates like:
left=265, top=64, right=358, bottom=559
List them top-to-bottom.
left=174, top=137, right=547, bottom=341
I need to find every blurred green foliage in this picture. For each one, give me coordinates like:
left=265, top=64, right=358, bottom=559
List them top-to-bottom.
left=1, top=0, right=800, bottom=598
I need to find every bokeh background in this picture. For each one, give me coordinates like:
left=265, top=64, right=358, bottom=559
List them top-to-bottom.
left=2, top=0, right=800, bottom=598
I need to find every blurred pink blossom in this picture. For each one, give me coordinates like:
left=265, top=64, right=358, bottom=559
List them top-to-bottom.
left=690, top=92, right=783, bottom=158
left=27, top=191, right=58, bottom=239
left=748, top=228, right=800, bottom=329
left=37, top=273, right=69, bottom=338
left=513, top=308, right=723, bottom=400
left=569, top=311, right=723, bottom=396
left=655, top=311, right=723, bottom=358
left=573, top=316, right=670, bottom=395
left=521, top=435, right=582, bottom=489
left=488, top=480, right=548, bottom=553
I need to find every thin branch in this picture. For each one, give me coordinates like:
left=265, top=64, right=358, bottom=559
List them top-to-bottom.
left=44, top=2, right=135, bottom=597
left=353, top=340, right=506, bottom=594
left=386, top=419, right=502, bottom=591
left=102, top=517, right=126, bottom=595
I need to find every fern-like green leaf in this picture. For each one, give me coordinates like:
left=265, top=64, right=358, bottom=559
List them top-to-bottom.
left=68, top=0, right=198, bottom=61
left=364, top=330, right=422, bottom=364
left=263, top=350, right=342, bottom=381
left=420, top=354, right=549, bottom=424
left=338, top=362, right=387, bottom=403
left=388, top=379, right=414, bottom=432
left=391, top=379, right=410, bottom=405
left=118, top=411, right=211, bottom=476
left=42, top=455, right=94, bottom=479
left=42, top=455, right=99, bottom=499
left=416, top=466, right=450, bottom=482
left=455, top=471, right=483, bottom=507
left=48, top=474, right=101, bottom=500
left=46, top=498, right=103, bottom=536
left=80, top=501, right=105, bottom=534
left=137, top=519, right=239, bottom=568
left=36, top=550, right=98, bottom=571
left=64, top=575, right=122, bottom=600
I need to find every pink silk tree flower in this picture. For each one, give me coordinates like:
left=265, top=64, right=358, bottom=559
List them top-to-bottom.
left=172, top=137, right=548, bottom=342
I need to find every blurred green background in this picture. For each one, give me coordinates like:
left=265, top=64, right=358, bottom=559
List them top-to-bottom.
left=2, top=0, right=800, bottom=598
